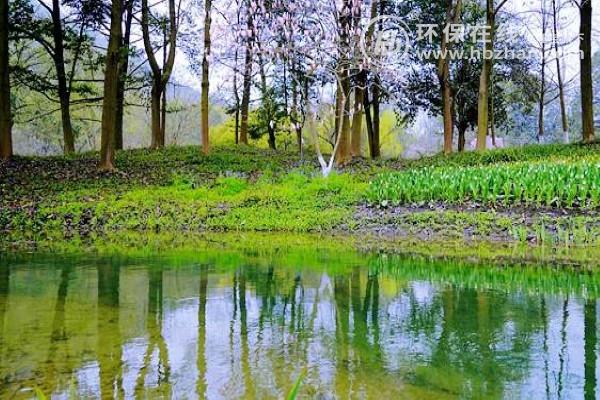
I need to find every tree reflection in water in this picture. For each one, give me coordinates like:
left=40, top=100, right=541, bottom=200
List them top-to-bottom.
left=0, top=252, right=597, bottom=398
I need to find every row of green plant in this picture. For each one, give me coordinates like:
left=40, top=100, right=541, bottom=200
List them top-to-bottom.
left=402, top=142, right=600, bottom=169
left=367, top=161, right=600, bottom=208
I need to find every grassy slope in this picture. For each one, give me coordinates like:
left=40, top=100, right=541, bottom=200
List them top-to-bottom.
left=2, top=143, right=600, bottom=260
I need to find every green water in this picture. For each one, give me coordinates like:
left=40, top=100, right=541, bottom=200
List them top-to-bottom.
left=0, top=244, right=599, bottom=399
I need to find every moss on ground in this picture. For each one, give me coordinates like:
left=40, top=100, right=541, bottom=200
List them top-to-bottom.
left=2, top=143, right=600, bottom=261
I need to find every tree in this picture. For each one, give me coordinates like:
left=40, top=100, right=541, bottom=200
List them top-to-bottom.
left=0, top=0, right=12, bottom=160
left=8, top=0, right=102, bottom=155
left=46, top=0, right=74, bottom=153
left=100, top=0, right=125, bottom=170
left=115, top=0, right=135, bottom=151
left=141, top=0, right=180, bottom=149
left=200, top=0, right=211, bottom=155
left=238, top=0, right=253, bottom=146
left=333, top=0, right=353, bottom=165
left=364, top=0, right=382, bottom=159
left=396, top=0, right=463, bottom=155
left=476, top=0, right=509, bottom=150
left=551, top=0, right=570, bottom=143
left=578, top=0, right=594, bottom=143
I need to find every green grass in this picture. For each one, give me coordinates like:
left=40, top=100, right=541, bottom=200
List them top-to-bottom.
left=3, top=142, right=600, bottom=253
left=368, top=160, right=600, bottom=208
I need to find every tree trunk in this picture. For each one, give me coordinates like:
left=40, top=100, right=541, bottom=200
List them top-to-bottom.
left=0, top=0, right=12, bottom=161
left=50, top=0, right=75, bottom=154
left=100, top=0, right=124, bottom=170
left=142, top=0, right=178, bottom=150
left=201, top=0, right=211, bottom=155
left=334, top=0, right=353, bottom=166
left=363, top=0, right=379, bottom=159
left=438, top=0, right=462, bottom=155
left=552, top=0, right=569, bottom=143
left=580, top=0, right=594, bottom=144
left=115, top=1, right=133, bottom=151
left=476, top=1, right=495, bottom=151
left=239, top=19, right=252, bottom=146
left=538, top=20, right=547, bottom=142
left=233, top=47, right=240, bottom=145
left=256, top=48, right=276, bottom=150
left=291, top=68, right=302, bottom=154
left=334, top=71, right=352, bottom=165
left=440, top=71, right=453, bottom=155
left=351, top=77, right=365, bottom=157
left=372, top=77, right=381, bottom=158
left=161, top=82, right=167, bottom=143
left=149, top=83, right=163, bottom=149
left=364, top=88, right=375, bottom=158
left=538, top=89, right=545, bottom=142
left=490, top=97, right=496, bottom=147
left=458, top=123, right=467, bottom=152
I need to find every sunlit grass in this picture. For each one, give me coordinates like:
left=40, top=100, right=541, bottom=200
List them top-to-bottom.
left=368, top=160, right=600, bottom=208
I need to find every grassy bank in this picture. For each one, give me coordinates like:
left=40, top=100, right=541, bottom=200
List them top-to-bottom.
left=2, top=143, right=600, bottom=256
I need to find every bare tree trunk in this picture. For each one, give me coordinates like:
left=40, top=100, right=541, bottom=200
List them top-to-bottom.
left=0, top=0, right=12, bottom=161
left=50, top=0, right=75, bottom=154
left=100, top=0, right=124, bottom=170
left=142, top=0, right=178, bottom=150
left=201, top=0, right=211, bottom=155
left=334, top=0, right=353, bottom=166
left=363, top=0, right=379, bottom=159
left=438, top=0, right=462, bottom=155
left=476, top=0, right=495, bottom=151
left=551, top=0, right=569, bottom=143
left=580, top=0, right=594, bottom=144
left=115, top=1, right=133, bottom=151
left=350, top=1, right=363, bottom=157
left=538, top=5, right=548, bottom=143
left=239, top=10, right=252, bottom=146
left=232, top=11, right=241, bottom=145
left=256, top=49, right=276, bottom=150
left=291, top=67, right=302, bottom=153
left=334, top=69, right=352, bottom=165
left=440, top=72, right=453, bottom=154
left=372, top=78, right=381, bottom=158
left=351, top=80, right=365, bottom=157
left=150, top=82, right=163, bottom=148
left=161, top=83, right=167, bottom=143
left=538, top=86, right=545, bottom=142
left=364, top=87, right=375, bottom=158
left=490, top=95, right=496, bottom=147
left=458, top=123, right=467, bottom=152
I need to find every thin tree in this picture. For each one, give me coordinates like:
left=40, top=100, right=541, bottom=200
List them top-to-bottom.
left=0, top=0, right=11, bottom=160
left=44, top=0, right=76, bottom=153
left=100, top=0, right=125, bottom=170
left=115, top=0, right=135, bottom=151
left=141, top=0, right=179, bottom=149
left=201, top=0, right=211, bottom=154
left=334, top=0, right=353, bottom=165
left=350, top=0, right=363, bottom=157
left=364, top=0, right=381, bottom=158
left=438, top=0, right=462, bottom=155
left=476, top=0, right=509, bottom=150
left=551, top=0, right=569, bottom=143
left=578, top=0, right=594, bottom=143
left=239, top=1, right=253, bottom=145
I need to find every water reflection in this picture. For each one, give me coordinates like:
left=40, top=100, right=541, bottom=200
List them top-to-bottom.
left=0, top=253, right=598, bottom=398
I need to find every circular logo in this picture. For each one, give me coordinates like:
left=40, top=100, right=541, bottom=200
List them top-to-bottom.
left=360, top=16, right=411, bottom=69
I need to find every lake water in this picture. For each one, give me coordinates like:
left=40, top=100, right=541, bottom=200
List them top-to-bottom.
left=0, top=245, right=599, bottom=399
